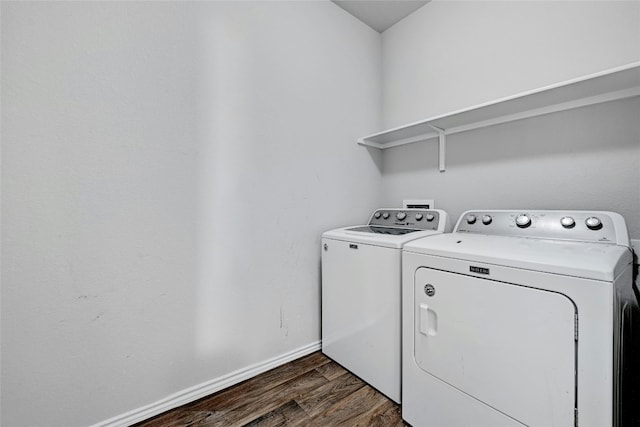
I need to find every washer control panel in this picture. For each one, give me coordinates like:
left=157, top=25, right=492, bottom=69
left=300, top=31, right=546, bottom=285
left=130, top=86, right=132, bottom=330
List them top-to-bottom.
left=369, top=209, right=441, bottom=231
left=456, top=210, right=620, bottom=243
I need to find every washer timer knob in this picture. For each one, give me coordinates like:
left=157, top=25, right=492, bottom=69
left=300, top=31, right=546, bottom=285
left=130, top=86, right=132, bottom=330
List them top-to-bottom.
left=374, top=212, right=382, bottom=219
left=382, top=212, right=390, bottom=219
left=396, top=212, right=407, bottom=220
left=415, top=213, right=424, bottom=221
left=426, top=213, right=435, bottom=222
left=466, top=214, right=477, bottom=224
left=515, top=214, right=532, bottom=228
left=482, top=215, right=492, bottom=225
left=560, top=216, right=575, bottom=229
left=585, top=216, right=602, bottom=230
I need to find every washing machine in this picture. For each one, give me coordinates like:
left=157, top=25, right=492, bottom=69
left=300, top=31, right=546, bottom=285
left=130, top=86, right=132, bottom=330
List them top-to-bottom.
left=322, top=208, right=449, bottom=403
left=402, top=210, right=633, bottom=427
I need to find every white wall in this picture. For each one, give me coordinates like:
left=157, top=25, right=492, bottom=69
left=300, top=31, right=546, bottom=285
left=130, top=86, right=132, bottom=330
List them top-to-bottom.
left=380, top=0, right=640, bottom=237
left=1, top=2, right=381, bottom=426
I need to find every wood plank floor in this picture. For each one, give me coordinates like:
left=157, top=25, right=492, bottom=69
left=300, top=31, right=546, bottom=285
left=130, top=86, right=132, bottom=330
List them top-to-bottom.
left=133, top=351, right=407, bottom=427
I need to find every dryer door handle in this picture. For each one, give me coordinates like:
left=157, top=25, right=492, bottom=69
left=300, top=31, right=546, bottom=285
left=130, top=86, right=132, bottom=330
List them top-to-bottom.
left=419, top=304, right=438, bottom=336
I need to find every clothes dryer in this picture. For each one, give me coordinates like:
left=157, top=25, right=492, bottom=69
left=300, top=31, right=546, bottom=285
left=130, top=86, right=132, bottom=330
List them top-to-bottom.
left=322, top=208, right=449, bottom=403
left=402, top=210, right=633, bottom=427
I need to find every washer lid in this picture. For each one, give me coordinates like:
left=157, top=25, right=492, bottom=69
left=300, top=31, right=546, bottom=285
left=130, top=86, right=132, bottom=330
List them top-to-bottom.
left=345, top=225, right=421, bottom=235
left=323, top=226, right=443, bottom=249
left=403, top=232, right=632, bottom=281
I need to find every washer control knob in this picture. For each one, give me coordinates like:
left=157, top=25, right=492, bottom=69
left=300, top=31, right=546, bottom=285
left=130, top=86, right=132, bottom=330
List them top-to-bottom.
left=374, top=212, right=382, bottom=219
left=382, top=212, right=390, bottom=220
left=396, top=212, right=407, bottom=220
left=415, top=213, right=424, bottom=221
left=426, top=213, right=435, bottom=222
left=466, top=214, right=477, bottom=224
left=515, top=214, right=531, bottom=228
left=482, top=215, right=492, bottom=225
left=560, top=216, right=575, bottom=229
left=585, top=216, right=602, bottom=230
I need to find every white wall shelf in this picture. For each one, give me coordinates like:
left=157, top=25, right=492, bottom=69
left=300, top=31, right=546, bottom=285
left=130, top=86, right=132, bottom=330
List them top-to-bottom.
left=358, top=62, right=640, bottom=172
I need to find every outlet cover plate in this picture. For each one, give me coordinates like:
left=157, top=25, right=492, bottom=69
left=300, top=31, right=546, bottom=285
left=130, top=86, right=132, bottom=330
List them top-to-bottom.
left=403, top=199, right=435, bottom=209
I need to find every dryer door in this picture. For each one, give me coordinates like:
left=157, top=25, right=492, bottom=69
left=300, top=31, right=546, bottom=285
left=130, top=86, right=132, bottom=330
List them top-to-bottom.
left=414, top=267, right=576, bottom=426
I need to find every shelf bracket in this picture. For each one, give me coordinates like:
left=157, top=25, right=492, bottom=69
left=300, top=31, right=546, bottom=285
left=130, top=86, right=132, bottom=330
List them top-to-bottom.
left=427, top=125, right=446, bottom=172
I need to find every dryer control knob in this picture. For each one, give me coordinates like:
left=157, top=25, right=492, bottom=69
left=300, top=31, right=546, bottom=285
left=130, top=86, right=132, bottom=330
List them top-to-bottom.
left=374, top=212, right=381, bottom=219
left=382, top=212, right=390, bottom=219
left=396, top=212, right=407, bottom=220
left=415, top=213, right=424, bottom=221
left=426, top=213, right=435, bottom=222
left=466, top=214, right=477, bottom=224
left=515, top=214, right=531, bottom=228
left=482, top=215, right=492, bottom=225
left=560, top=216, right=575, bottom=228
left=585, top=216, right=602, bottom=230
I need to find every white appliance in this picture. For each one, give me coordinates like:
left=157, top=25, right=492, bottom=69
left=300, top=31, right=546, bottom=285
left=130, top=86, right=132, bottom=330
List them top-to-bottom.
left=322, top=208, right=449, bottom=403
left=402, top=210, right=634, bottom=427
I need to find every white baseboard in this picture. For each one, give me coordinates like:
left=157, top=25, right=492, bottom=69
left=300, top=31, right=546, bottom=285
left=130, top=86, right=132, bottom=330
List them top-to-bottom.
left=91, top=341, right=321, bottom=427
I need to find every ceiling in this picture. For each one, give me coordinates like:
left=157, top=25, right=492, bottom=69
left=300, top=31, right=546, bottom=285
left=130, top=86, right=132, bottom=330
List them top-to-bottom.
left=332, top=0, right=430, bottom=33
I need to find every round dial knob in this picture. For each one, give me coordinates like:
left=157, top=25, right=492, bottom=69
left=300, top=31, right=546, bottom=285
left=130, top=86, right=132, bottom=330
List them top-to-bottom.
left=374, top=212, right=381, bottom=219
left=382, top=212, right=390, bottom=219
left=396, top=212, right=407, bottom=220
left=415, top=213, right=424, bottom=221
left=426, top=213, right=435, bottom=222
left=466, top=214, right=477, bottom=224
left=515, top=214, right=531, bottom=228
left=482, top=215, right=492, bottom=225
left=560, top=216, right=575, bottom=229
left=585, top=216, right=602, bottom=230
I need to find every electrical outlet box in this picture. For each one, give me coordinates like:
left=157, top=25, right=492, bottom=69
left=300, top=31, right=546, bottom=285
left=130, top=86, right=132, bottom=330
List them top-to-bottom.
left=403, top=199, right=435, bottom=209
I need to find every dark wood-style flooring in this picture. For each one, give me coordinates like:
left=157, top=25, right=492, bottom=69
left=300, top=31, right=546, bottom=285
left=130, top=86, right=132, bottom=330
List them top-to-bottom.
left=134, top=351, right=407, bottom=427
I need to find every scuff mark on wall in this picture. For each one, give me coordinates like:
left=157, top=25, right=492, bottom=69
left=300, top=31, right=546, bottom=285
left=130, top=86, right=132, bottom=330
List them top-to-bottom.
left=279, top=306, right=289, bottom=337
left=92, top=311, right=105, bottom=322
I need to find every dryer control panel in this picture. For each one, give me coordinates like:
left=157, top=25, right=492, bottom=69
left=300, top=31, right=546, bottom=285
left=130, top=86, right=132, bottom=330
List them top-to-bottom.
left=369, top=209, right=443, bottom=231
left=455, top=210, right=629, bottom=245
